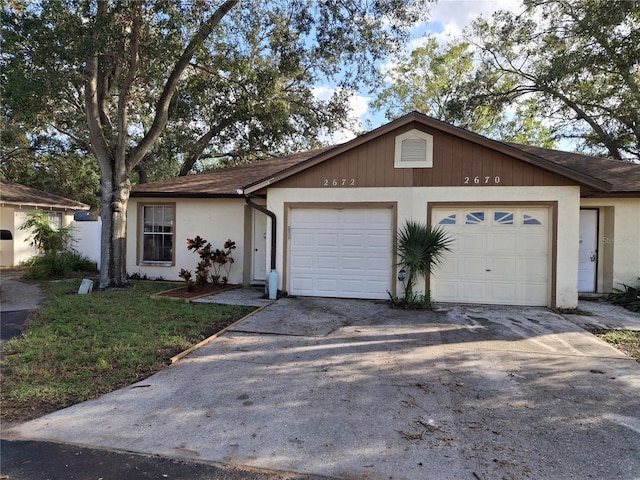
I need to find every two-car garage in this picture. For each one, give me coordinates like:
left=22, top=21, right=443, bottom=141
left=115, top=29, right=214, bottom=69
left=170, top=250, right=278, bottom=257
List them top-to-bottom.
left=286, top=205, right=552, bottom=306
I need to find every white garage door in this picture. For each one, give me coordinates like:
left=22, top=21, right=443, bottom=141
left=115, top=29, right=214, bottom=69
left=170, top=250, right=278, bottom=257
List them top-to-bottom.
left=431, top=207, right=550, bottom=306
left=289, top=208, right=393, bottom=299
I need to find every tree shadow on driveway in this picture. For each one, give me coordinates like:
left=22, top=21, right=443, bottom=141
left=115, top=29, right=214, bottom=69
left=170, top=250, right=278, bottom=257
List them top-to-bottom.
left=6, top=299, right=640, bottom=479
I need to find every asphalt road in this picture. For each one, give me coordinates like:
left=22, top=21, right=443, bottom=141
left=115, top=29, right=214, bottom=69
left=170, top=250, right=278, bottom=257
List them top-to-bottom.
left=1, top=439, right=328, bottom=480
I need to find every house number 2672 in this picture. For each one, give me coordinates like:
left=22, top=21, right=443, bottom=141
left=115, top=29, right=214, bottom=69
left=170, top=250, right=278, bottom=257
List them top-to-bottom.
left=463, top=176, right=501, bottom=185
left=323, top=178, right=356, bottom=186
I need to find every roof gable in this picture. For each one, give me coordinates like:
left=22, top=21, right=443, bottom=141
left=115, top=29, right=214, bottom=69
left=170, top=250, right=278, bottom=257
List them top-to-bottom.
left=244, top=112, right=611, bottom=194
left=0, top=180, right=90, bottom=210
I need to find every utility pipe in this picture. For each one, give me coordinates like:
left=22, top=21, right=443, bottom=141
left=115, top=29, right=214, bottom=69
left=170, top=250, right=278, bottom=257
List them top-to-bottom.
left=241, top=192, right=278, bottom=299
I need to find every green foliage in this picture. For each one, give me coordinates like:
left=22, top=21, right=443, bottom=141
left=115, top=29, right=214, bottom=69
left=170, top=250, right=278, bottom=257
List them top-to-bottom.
left=1, top=0, right=431, bottom=288
left=469, top=0, right=640, bottom=158
left=372, top=37, right=556, bottom=146
left=19, top=209, right=73, bottom=254
left=19, top=209, right=97, bottom=279
left=393, top=220, right=453, bottom=308
left=184, top=236, right=236, bottom=286
left=22, top=251, right=97, bottom=280
left=0, top=279, right=253, bottom=422
left=606, top=281, right=640, bottom=313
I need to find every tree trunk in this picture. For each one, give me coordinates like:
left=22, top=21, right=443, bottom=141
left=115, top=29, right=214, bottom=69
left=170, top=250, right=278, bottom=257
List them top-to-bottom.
left=98, top=166, right=131, bottom=288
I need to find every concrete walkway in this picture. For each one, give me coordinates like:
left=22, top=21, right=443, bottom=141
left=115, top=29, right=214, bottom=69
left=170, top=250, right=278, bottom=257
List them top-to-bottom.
left=0, top=269, right=44, bottom=351
left=5, top=292, right=640, bottom=480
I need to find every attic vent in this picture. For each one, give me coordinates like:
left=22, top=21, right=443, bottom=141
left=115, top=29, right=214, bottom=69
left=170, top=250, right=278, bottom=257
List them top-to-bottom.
left=394, top=129, right=433, bottom=168
left=402, top=139, right=427, bottom=163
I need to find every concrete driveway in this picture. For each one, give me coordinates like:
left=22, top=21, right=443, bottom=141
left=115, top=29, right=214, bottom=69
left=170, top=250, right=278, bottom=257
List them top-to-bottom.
left=5, top=295, right=640, bottom=479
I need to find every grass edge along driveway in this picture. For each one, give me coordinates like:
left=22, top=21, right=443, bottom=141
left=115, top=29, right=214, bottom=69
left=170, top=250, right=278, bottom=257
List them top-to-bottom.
left=1, top=279, right=253, bottom=424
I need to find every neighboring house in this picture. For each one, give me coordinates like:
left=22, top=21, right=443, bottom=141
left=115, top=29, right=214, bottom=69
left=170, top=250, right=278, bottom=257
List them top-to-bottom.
left=127, top=112, right=640, bottom=308
left=0, top=180, right=90, bottom=267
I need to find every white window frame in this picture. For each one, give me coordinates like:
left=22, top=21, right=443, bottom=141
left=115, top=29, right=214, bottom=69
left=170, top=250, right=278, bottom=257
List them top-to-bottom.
left=394, top=129, right=433, bottom=168
left=139, top=203, right=175, bottom=265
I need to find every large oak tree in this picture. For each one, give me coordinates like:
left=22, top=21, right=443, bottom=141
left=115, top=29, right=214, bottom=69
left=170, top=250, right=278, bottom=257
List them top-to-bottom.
left=1, top=0, right=430, bottom=287
left=469, top=0, right=640, bottom=158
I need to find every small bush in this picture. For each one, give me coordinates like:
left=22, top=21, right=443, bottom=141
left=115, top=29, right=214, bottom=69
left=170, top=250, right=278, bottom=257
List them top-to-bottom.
left=23, top=251, right=98, bottom=280
left=607, top=280, right=640, bottom=312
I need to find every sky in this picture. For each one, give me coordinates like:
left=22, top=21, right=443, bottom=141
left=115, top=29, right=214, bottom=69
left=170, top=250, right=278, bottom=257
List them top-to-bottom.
left=322, top=0, right=524, bottom=143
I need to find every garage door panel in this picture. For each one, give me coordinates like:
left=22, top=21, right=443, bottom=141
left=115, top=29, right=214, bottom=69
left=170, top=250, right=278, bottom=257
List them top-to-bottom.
left=432, top=206, right=550, bottom=306
left=289, top=208, right=393, bottom=299
left=291, top=232, right=314, bottom=246
left=317, top=233, right=339, bottom=247
left=342, top=233, right=364, bottom=247
left=367, top=233, right=393, bottom=248
left=458, top=233, right=487, bottom=253
left=488, top=234, right=517, bottom=254
left=518, top=235, right=547, bottom=255
left=316, top=256, right=338, bottom=270
left=436, top=257, right=458, bottom=276
left=460, top=257, right=487, bottom=276
left=490, top=257, right=517, bottom=277
left=518, top=258, right=547, bottom=281
left=433, top=281, right=459, bottom=301
left=460, top=282, right=489, bottom=302
left=489, top=283, right=517, bottom=302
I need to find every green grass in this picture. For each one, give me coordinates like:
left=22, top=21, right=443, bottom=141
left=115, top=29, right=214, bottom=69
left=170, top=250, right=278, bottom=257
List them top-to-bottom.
left=1, top=279, right=253, bottom=423
left=591, top=329, right=640, bottom=362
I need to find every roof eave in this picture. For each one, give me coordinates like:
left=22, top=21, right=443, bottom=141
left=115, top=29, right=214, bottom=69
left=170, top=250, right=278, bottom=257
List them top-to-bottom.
left=130, top=191, right=240, bottom=199
left=0, top=200, right=90, bottom=210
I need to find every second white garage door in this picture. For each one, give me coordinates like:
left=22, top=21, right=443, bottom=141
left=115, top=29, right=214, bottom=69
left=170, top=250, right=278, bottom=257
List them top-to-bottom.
left=431, top=206, right=551, bottom=306
left=288, top=207, right=393, bottom=299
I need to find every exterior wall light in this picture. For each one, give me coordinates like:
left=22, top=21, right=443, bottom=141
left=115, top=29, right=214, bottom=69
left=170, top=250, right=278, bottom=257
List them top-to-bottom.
left=398, top=269, right=406, bottom=282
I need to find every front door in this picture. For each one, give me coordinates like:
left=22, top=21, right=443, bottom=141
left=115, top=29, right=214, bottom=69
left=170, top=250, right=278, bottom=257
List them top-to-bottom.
left=252, top=209, right=268, bottom=282
left=578, top=209, right=598, bottom=292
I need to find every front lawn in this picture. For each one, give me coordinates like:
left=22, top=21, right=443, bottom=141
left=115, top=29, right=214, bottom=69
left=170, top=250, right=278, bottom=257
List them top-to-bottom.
left=1, top=279, right=253, bottom=423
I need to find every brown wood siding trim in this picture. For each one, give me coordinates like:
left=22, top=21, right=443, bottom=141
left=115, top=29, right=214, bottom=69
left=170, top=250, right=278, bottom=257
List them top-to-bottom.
left=245, top=113, right=610, bottom=194
left=273, top=124, right=574, bottom=190
left=136, top=201, right=177, bottom=267
left=426, top=201, right=558, bottom=308
left=282, top=202, right=398, bottom=297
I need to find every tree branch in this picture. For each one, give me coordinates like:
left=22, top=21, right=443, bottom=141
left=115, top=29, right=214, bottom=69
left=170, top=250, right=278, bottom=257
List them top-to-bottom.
left=127, top=0, right=240, bottom=171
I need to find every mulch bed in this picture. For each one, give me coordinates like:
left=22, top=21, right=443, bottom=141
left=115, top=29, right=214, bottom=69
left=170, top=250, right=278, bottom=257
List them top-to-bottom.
left=153, top=283, right=240, bottom=301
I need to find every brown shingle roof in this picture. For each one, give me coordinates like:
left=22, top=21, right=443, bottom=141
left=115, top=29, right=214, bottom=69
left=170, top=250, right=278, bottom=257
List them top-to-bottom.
left=130, top=112, right=640, bottom=199
left=507, top=143, right=640, bottom=195
left=131, top=148, right=331, bottom=197
left=0, top=180, right=90, bottom=210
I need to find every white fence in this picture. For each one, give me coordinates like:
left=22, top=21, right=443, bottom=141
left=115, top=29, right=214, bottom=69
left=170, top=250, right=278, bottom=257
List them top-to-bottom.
left=71, top=218, right=102, bottom=270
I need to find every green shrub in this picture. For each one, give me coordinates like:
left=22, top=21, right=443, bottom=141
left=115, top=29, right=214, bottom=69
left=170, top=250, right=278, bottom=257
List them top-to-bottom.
left=391, top=220, right=453, bottom=308
left=23, top=251, right=97, bottom=279
left=607, top=280, right=640, bottom=312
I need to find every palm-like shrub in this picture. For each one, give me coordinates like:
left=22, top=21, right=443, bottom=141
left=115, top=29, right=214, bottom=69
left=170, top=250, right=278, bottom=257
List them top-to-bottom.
left=395, top=220, right=453, bottom=307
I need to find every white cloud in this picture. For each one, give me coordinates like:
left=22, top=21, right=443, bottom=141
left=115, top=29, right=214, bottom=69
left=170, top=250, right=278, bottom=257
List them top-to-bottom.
left=320, top=1, right=527, bottom=138
left=313, top=86, right=370, bottom=144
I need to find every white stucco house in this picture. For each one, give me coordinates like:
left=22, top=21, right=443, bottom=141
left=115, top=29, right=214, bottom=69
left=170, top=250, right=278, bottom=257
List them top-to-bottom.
left=127, top=113, right=640, bottom=308
left=0, top=180, right=91, bottom=267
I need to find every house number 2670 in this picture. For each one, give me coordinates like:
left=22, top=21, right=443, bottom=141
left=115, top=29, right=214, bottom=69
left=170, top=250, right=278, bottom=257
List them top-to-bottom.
left=464, top=176, right=501, bottom=185
left=323, top=178, right=356, bottom=186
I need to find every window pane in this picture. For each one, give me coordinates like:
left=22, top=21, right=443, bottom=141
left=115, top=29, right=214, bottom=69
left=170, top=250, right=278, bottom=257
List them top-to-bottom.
left=142, top=205, right=174, bottom=262
left=494, top=211, right=514, bottom=225
left=465, top=212, right=485, bottom=224
left=439, top=214, right=456, bottom=225
left=523, top=214, right=542, bottom=225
